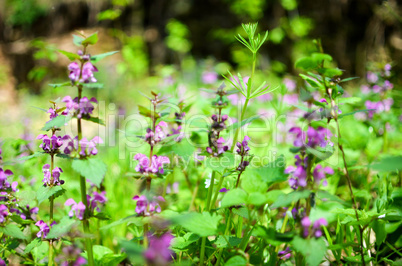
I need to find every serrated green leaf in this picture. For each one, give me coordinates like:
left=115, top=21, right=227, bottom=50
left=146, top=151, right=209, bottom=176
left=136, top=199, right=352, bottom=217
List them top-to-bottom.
left=82, top=32, right=98, bottom=45
left=91, top=51, right=119, bottom=63
left=42, top=115, right=71, bottom=131
left=16, top=151, right=45, bottom=161
left=371, top=156, right=402, bottom=172
left=72, top=158, right=107, bottom=187
left=37, top=186, right=66, bottom=204
left=221, top=188, right=247, bottom=208
left=247, top=192, right=267, bottom=206
left=171, top=212, right=222, bottom=237
left=46, top=216, right=78, bottom=239
left=1, top=223, right=27, bottom=239
left=215, top=235, right=242, bottom=248
left=291, top=236, right=327, bottom=266
left=24, top=238, right=42, bottom=254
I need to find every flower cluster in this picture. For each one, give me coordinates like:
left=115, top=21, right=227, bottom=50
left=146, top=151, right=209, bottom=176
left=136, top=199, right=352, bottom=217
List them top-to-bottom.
left=68, top=61, right=98, bottom=84
left=361, top=64, right=393, bottom=95
left=63, top=96, right=98, bottom=119
left=365, top=99, right=394, bottom=119
left=145, top=121, right=168, bottom=145
left=289, top=126, right=332, bottom=148
left=37, top=134, right=64, bottom=153
left=63, top=135, right=103, bottom=157
left=235, top=136, right=251, bottom=171
left=206, top=137, right=229, bottom=157
left=134, top=154, right=170, bottom=175
left=285, top=156, right=333, bottom=190
left=42, top=164, right=64, bottom=187
left=0, top=168, right=15, bottom=191
left=86, top=191, right=107, bottom=213
left=133, top=195, right=165, bottom=216
left=65, top=199, right=86, bottom=220
left=301, top=217, right=328, bottom=238
left=35, top=220, right=56, bottom=239
left=144, top=231, right=174, bottom=265
left=278, top=247, right=292, bottom=260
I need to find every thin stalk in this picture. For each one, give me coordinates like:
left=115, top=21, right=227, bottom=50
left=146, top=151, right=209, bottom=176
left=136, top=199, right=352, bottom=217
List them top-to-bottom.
left=48, top=153, right=55, bottom=266
left=200, top=171, right=216, bottom=265
left=211, top=174, right=224, bottom=209
left=275, top=202, right=294, bottom=253
left=215, top=212, right=232, bottom=265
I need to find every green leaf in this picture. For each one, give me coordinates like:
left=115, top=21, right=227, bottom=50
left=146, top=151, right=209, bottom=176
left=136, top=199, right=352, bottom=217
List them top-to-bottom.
left=81, top=32, right=99, bottom=46
left=73, top=34, right=85, bottom=46
left=58, top=49, right=80, bottom=61
left=91, top=51, right=119, bottom=63
left=312, top=53, right=333, bottom=63
left=295, top=57, right=318, bottom=71
left=319, top=67, right=343, bottom=77
left=299, top=74, right=324, bottom=90
left=48, top=82, right=71, bottom=89
left=137, top=105, right=152, bottom=118
left=338, top=109, right=373, bottom=119
left=42, top=115, right=72, bottom=131
left=227, top=115, right=260, bottom=131
left=82, top=116, right=105, bottom=126
left=158, top=139, right=196, bottom=159
left=16, top=151, right=45, bottom=161
left=205, top=153, right=236, bottom=174
left=371, top=156, right=402, bottom=172
left=72, top=158, right=107, bottom=187
left=37, top=186, right=66, bottom=204
left=221, top=188, right=248, bottom=208
left=271, top=190, right=311, bottom=208
left=247, top=192, right=267, bottom=206
left=171, top=212, right=222, bottom=237
left=11, top=215, right=34, bottom=225
left=100, top=215, right=142, bottom=230
left=46, top=216, right=78, bottom=239
left=371, top=220, right=386, bottom=245
left=0, top=224, right=27, bottom=239
left=252, top=226, right=294, bottom=246
left=171, top=233, right=200, bottom=250
left=214, top=235, right=242, bottom=248
left=291, top=236, right=327, bottom=266
left=24, top=238, right=42, bottom=254
left=224, top=255, right=247, bottom=266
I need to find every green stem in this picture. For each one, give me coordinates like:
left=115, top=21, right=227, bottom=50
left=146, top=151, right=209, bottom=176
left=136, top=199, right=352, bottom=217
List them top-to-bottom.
left=200, top=171, right=216, bottom=265
left=211, top=174, right=224, bottom=209
left=275, top=202, right=294, bottom=253
left=216, top=212, right=232, bottom=265
left=48, top=241, right=54, bottom=266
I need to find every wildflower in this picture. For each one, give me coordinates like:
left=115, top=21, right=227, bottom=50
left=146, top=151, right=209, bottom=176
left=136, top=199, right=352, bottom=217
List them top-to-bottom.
left=68, top=62, right=98, bottom=84
left=68, top=62, right=80, bottom=83
left=202, top=71, right=218, bottom=84
left=366, top=71, right=378, bottom=83
left=63, top=96, right=98, bottom=119
left=365, top=99, right=394, bottom=119
left=289, top=127, right=331, bottom=148
left=37, top=134, right=64, bottom=153
left=62, top=135, right=103, bottom=157
left=206, top=137, right=229, bottom=157
left=133, top=154, right=170, bottom=175
left=42, top=164, right=64, bottom=186
left=312, top=165, right=334, bottom=186
left=0, top=168, right=13, bottom=190
left=166, top=182, right=179, bottom=194
left=219, top=188, right=229, bottom=193
left=87, top=191, right=107, bottom=212
left=133, top=195, right=165, bottom=216
left=65, top=199, right=86, bottom=220
left=0, top=205, right=8, bottom=223
left=301, top=216, right=328, bottom=238
left=35, top=220, right=56, bottom=239
left=144, top=231, right=174, bottom=265
left=278, top=247, right=292, bottom=260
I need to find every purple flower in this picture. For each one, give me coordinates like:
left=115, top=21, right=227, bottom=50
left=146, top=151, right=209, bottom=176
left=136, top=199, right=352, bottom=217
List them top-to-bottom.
left=68, top=62, right=80, bottom=82
left=81, top=62, right=98, bottom=83
left=202, top=71, right=218, bottom=84
left=366, top=71, right=378, bottom=83
left=284, top=78, right=297, bottom=92
left=62, top=96, right=97, bottom=119
left=365, top=99, right=394, bottom=119
left=154, top=121, right=168, bottom=143
left=289, top=127, right=331, bottom=148
left=37, top=134, right=64, bottom=153
left=206, top=137, right=229, bottom=157
left=133, top=154, right=170, bottom=175
left=42, top=164, right=64, bottom=186
left=313, top=165, right=334, bottom=186
left=0, top=168, right=13, bottom=190
left=166, top=182, right=179, bottom=194
left=219, top=188, right=229, bottom=193
left=87, top=191, right=107, bottom=212
left=133, top=195, right=165, bottom=216
left=65, top=199, right=86, bottom=220
left=0, top=205, right=8, bottom=223
left=301, top=216, right=328, bottom=238
left=35, top=220, right=56, bottom=239
left=144, top=231, right=174, bottom=264
left=59, top=245, right=87, bottom=266
left=278, top=247, right=292, bottom=260
left=0, top=258, right=5, bottom=266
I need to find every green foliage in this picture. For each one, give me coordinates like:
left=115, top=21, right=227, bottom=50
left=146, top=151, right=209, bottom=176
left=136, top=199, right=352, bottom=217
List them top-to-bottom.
left=165, top=19, right=192, bottom=53
left=72, top=158, right=107, bottom=187
left=36, top=185, right=66, bottom=204
left=171, top=212, right=222, bottom=237
left=46, top=216, right=78, bottom=239
left=0, top=224, right=27, bottom=239
left=291, top=236, right=327, bottom=266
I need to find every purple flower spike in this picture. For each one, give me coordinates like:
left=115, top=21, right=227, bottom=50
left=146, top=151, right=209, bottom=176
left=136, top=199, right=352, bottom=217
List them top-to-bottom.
left=219, top=188, right=229, bottom=193
left=133, top=195, right=165, bottom=216
left=65, top=199, right=86, bottom=220
left=0, top=205, right=8, bottom=223
left=35, top=220, right=56, bottom=239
